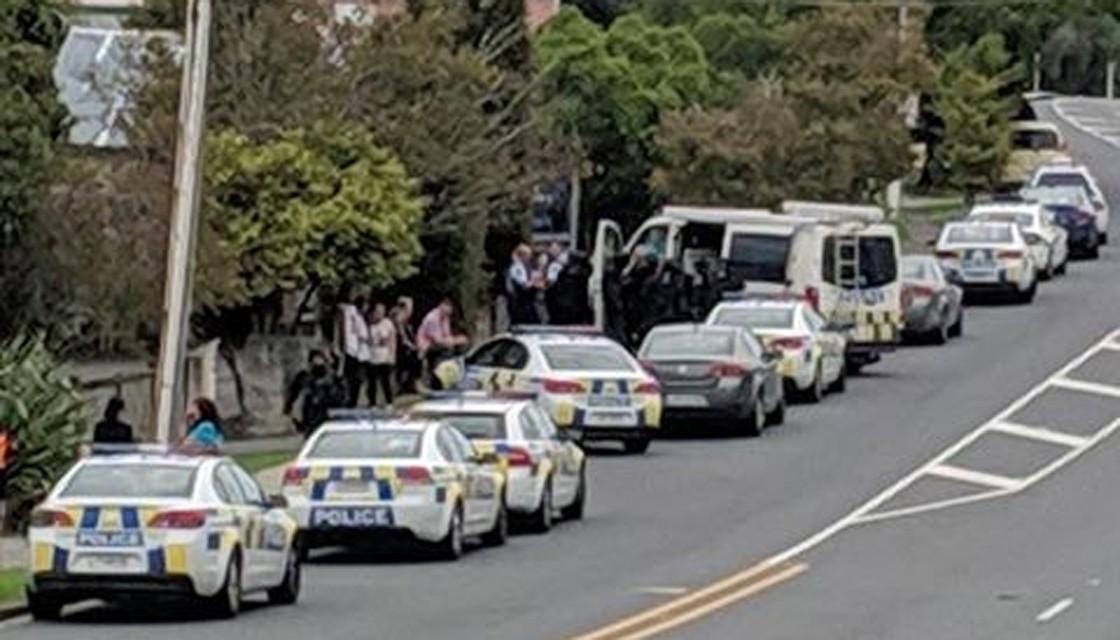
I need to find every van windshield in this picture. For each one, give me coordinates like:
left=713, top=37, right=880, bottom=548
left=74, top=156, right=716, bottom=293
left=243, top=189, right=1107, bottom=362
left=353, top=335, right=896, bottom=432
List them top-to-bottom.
left=726, top=234, right=790, bottom=283
left=822, top=236, right=897, bottom=289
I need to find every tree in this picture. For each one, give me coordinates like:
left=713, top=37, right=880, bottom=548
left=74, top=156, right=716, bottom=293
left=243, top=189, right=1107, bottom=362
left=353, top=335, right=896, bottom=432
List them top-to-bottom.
left=0, top=0, right=67, bottom=339
left=536, top=8, right=712, bottom=232
left=932, top=34, right=1020, bottom=193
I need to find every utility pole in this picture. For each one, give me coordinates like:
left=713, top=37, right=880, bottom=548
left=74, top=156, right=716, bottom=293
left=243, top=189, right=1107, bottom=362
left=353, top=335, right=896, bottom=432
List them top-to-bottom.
left=153, top=0, right=212, bottom=443
left=897, top=1, right=907, bottom=44
left=1033, top=53, right=1042, bottom=92
left=1108, top=60, right=1117, bottom=99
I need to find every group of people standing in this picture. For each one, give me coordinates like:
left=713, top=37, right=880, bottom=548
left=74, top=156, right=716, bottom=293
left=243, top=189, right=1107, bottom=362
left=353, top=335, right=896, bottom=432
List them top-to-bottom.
left=505, top=241, right=591, bottom=326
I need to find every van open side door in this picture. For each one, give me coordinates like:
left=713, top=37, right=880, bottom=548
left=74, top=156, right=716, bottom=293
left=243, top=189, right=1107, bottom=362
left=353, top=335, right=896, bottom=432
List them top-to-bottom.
left=589, top=219, right=625, bottom=332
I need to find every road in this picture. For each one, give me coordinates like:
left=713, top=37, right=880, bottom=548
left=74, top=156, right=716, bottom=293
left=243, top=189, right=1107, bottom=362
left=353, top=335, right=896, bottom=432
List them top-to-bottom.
left=10, top=97, right=1120, bottom=639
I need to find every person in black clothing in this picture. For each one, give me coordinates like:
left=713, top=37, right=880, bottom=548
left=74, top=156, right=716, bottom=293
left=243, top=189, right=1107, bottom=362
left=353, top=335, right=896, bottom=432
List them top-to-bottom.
left=284, top=351, right=347, bottom=438
left=93, top=397, right=133, bottom=444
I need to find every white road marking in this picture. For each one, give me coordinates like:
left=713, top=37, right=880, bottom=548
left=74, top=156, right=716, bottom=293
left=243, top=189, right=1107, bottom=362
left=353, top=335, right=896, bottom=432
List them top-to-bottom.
left=1053, top=98, right=1120, bottom=150
left=1100, top=342, right=1120, bottom=352
left=1050, top=377, right=1120, bottom=399
left=989, top=420, right=1089, bottom=448
left=926, top=464, right=1022, bottom=491
left=854, top=489, right=1011, bottom=525
left=635, top=587, right=689, bottom=596
left=1036, top=597, right=1074, bottom=623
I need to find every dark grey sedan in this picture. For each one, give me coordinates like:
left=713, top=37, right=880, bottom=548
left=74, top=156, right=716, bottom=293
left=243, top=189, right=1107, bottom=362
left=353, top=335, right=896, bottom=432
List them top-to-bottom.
left=901, top=255, right=964, bottom=345
left=638, top=324, right=785, bottom=437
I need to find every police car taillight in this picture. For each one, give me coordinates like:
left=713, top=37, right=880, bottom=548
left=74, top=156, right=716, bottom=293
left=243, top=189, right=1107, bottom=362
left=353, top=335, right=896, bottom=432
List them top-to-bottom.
left=997, top=250, right=1024, bottom=259
left=634, top=380, right=661, bottom=394
left=505, top=447, right=534, bottom=467
left=282, top=466, right=309, bottom=486
left=397, top=467, right=432, bottom=484
left=29, top=509, right=73, bottom=528
left=148, top=509, right=208, bottom=529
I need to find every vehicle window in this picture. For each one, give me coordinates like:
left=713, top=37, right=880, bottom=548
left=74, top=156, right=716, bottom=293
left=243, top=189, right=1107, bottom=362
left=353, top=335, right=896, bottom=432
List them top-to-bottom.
left=1012, top=129, right=1059, bottom=150
left=1036, top=172, right=1090, bottom=192
left=1022, top=186, right=1089, bottom=208
left=972, top=212, right=1034, bottom=228
left=634, top=225, right=669, bottom=258
left=944, top=225, right=1013, bottom=244
left=726, top=233, right=790, bottom=283
left=823, top=236, right=897, bottom=289
left=901, top=259, right=927, bottom=280
left=711, top=306, right=794, bottom=330
left=802, top=308, right=825, bottom=333
left=739, top=329, right=764, bottom=359
left=642, top=330, right=735, bottom=358
left=466, top=340, right=506, bottom=367
left=498, top=341, right=529, bottom=369
left=541, top=345, right=635, bottom=372
left=528, top=406, right=558, bottom=439
left=519, top=410, right=543, bottom=440
left=414, top=412, right=505, bottom=440
left=446, top=428, right=476, bottom=461
left=435, top=429, right=460, bottom=462
left=308, top=430, right=423, bottom=459
left=61, top=464, right=197, bottom=499
left=214, top=465, right=248, bottom=504
left=228, top=465, right=265, bottom=504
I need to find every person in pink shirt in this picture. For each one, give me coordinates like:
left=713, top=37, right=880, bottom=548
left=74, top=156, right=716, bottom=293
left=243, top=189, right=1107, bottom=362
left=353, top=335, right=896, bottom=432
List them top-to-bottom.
left=417, top=296, right=468, bottom=387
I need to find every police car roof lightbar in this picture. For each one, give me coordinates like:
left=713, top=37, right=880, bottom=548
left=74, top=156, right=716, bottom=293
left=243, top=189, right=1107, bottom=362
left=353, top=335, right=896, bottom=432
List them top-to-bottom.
left=509, top=325, right=602, bottom=336
left=423, top=390, right=539, bottom=401
left=327, top=408, right=405, bottom=421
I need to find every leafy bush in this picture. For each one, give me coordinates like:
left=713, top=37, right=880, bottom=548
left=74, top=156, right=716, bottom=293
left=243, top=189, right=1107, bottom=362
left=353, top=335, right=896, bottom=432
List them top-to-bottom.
left=0, top=336, right=86, bottom=531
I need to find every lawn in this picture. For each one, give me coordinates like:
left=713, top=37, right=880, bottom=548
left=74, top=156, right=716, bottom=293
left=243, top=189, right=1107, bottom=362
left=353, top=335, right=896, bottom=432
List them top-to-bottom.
left=233, top=450, right=297, bottom=474
left=0, top=568, right=25, bottom=605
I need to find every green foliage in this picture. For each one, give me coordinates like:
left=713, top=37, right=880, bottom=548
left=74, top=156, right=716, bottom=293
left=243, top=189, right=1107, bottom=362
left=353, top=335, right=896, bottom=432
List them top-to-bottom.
left=536, top=7, right=712, bottom=229
left=933, top=35, right=1019, bottom=193
left=205, top=123, right=426, bottom=299
left=0, top=336, right=86, bottom=531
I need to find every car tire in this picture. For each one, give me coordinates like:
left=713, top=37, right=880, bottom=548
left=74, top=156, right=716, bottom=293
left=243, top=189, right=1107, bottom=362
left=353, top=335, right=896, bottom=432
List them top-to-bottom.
left=1101, top=231, right=1109, bottom=246
left=1088, top=242, right=1101, bottom=259
left=1056, top=260, right=1067, bottom=275
left=1019, top=279, right=1037, bottom=304
left=948, top=311, right=963, bottom=338
left=931, top=318, right=949, bottom=345
left=804, top=364, right=824, bottom=404
left=828, top=365, right=846, bottom=394
left=765, top=394, right=786, bottom=426
left=740, top=398, right=764, bottom=438
left=623, top=437, right=651, bottom=455
left=560, top=465, right=587, bottom=521
left=526, top=480, right=553, bottom=534
left=480, top=496, right=509, bottom=547
left=434, top=503, right=465, bottom=561
left=267, top=546, right=302, bottom=606
left=207, top=550, right=242, bottom=619
left=27, top=590, right=62, bottom=622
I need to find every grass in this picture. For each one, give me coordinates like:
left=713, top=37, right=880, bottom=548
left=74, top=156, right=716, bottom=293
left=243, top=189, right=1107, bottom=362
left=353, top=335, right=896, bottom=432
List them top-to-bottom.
left=233, top=450, right=298, bottom=474
left=0, top=568, right=25, bottom=605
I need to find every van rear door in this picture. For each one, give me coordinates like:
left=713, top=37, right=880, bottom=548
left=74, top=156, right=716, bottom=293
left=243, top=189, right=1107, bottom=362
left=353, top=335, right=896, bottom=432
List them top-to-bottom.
left=589, top=219, right=625, bottom=333
left=721, top=223, right=798, bottom=293
left=819, top=228, right=902, bottom=350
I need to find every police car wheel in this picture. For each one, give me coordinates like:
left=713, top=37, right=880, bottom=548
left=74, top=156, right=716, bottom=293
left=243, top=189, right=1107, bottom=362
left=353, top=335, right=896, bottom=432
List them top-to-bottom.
left=948, top=311, right=963, bottom=338
left=804, top=365, right=824, bottom=404
left=829, top=367, right=846, bottom=394
left=766, top=394, right=786, bottom=426
left=561, top=465, right=587, bottom=521
left=526, top=480, right=554, bottom=534
left=481, top=497, right=509, bottom=547
left=435, top=504, right=465, bottom=561
left=267, top=547, right=301, bottom=605
left=208, top=551, right=242, bottom=619
left=27, top=590, right=62, bottom=621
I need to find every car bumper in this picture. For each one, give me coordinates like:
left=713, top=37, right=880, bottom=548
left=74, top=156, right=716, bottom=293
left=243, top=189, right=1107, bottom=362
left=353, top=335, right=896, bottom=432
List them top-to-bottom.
left=904, top=305, right=943, bottom=333
left=660, top=385, right=748, bottom=418
left=289, top=501, right=451, bottom=545
left=31, top=574, right=197, bottom=600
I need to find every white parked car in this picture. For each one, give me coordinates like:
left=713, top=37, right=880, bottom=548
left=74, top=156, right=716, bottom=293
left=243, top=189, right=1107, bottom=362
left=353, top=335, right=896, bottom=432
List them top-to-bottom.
left=1030, top=163, right=1110, bottom=243
left=967, top=201, right=1068, bottom=279
left=935, top=221, right=1038, bottom=303
left=706, top=297, right=847, bottom=402
left=457, top=328, right=663, bottom=454
left=412, top=394, right=587, bottom=532
left=283, top=416, right=508, bottom=560
left=27, top=451, right=301, bottom=620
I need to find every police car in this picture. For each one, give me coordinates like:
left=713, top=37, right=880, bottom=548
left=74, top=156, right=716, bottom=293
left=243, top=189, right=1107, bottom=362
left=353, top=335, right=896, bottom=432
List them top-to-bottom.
left=935, top=221, right=1039, bottom=303
left=707, top=298, right=847, bottom=402
left=456, top=328, right=663, bottom=454
left=412, top=394, right=587, bottom=532
left=282, top=414, right=508, bottom=560
left=26, top=449, right=301, bottom=620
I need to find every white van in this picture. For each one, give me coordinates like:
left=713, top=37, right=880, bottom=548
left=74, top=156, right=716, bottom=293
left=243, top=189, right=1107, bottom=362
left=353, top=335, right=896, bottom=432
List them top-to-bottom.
left=720, top=202, right=903, bottom=370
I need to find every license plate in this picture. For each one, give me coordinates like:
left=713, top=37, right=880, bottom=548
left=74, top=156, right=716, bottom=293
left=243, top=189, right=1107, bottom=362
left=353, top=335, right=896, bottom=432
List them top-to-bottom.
left=963, top=269, right=998, bottom=282
left=666, top=394, right=709, bottom=408
left=588, top=395, right=629, bottom=408
left=584, top=411, right=637, bottom=427
left=331, top=480, right=371, bottom=495
left=310, top=506, right=394, bottom=529
left=77, top=530, right=143, bottom=547
left=74, top=553, right=142, bottom=572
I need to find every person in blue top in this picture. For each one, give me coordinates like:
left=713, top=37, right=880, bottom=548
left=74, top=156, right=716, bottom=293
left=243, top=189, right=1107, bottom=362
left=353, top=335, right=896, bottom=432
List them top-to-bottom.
left=181, top=397, right=225, bottom=451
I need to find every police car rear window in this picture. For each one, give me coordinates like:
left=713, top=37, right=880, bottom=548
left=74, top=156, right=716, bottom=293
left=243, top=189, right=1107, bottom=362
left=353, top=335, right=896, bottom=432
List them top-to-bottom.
left=1037, top=172, right=1089, bottom=191
left=973, top=212, right=1033, bottom=227
left=945, top=225, right=1013, bottom=244
left=711, top=307, right=794, bottom=329
left=643, top=330, right=735, bottom=358
left=542, top=345, right=635, bottom=372
left=415, top=414, right=505, bottom=440
left=308, top=431, right=422, bottom=459
left=61, top=464, right=196, bottom=499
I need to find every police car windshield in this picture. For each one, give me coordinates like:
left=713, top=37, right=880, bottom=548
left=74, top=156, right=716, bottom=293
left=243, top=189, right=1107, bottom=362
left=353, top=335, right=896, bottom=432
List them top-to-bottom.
left=1012, top=129, right=1059, bottom=150
left=1037, top=172, right=1089, bottom=191
left=1023, top=187, right=1088, bottom=207
left=972, top=212, right=1033, bottom=227
left=945, top=225, right=1013, bottom=244
left=712, top=307, right=794, bottom=329
left=644, top=330, right=735, bottom=359
left=542, top=345, right=635, bottom=372
left=415, top=414, right=505, bottom=440
left=309, top=430, right=422, bottom=459
left=61, top=464, right=196, bottom=499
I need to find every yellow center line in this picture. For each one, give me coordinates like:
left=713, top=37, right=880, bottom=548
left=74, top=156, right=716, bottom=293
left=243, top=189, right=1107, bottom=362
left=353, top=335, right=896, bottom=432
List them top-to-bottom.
left=571, top=561, right=808, bottom=640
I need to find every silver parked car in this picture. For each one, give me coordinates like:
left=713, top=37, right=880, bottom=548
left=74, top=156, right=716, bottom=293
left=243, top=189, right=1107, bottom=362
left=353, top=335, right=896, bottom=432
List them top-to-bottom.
left=901, top=255, right=964, bottom=344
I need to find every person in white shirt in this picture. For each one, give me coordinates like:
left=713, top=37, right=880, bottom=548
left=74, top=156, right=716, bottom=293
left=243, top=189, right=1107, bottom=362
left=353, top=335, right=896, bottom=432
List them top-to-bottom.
left=335, top=290, right=370, bottom=407
left=366, top=301, right=397, bottom=407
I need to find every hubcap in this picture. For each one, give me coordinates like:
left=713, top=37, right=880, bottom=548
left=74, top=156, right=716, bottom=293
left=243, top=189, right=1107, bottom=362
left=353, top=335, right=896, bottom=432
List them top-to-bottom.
left=543, top=488, right=552, bottom=526
left=452, top=511, right=463, bottom=555
left=228, top=561, right=240, bottom=611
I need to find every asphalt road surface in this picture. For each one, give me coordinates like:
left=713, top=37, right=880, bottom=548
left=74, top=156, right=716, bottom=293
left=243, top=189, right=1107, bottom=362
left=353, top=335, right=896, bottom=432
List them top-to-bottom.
left=11, top=97, right=1120, bottom=639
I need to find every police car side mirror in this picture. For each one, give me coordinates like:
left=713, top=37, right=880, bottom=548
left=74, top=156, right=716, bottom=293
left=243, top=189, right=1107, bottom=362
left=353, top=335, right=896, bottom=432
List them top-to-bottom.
left=267, top=494, right=289, bottom=509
